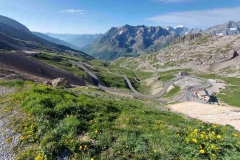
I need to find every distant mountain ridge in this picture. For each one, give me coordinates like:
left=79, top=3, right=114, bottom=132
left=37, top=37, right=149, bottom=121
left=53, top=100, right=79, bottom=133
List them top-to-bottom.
left=83, top=24, right=179, bottom=60
left=164, top=25, right=203, bottom=35
left=32, top=32, right=81, bottom=51
left=45, top=33, right=103, bottom=48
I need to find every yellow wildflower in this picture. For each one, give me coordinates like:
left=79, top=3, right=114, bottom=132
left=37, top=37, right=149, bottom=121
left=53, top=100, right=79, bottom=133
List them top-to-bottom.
left=95, top=130, right=98, bottom=133
left=234, top=133, right=238, bottom=137
left=217, top=135, right=221, bottom=139
left=192, top=139, right=198, bottom=143
left=79, top=146, right=82, bottom=150
left=154, top=149, right=157, bottom=153
left=199, top=150, right=205, bottom=154
left=35, top=154, right=45, bottom=160
left=90, top=158, right=94, bottom=160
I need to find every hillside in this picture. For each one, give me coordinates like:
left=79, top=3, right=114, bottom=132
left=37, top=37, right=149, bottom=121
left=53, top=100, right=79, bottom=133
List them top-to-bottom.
left=0, top=15, right=30, bottom=33
left=0, top=16, right=92, bottom=60
left=83, top=25, right=179, bottom=60
left=32, top=32, right=81, bottom=51
left=113, top=33, right=240, bottom=76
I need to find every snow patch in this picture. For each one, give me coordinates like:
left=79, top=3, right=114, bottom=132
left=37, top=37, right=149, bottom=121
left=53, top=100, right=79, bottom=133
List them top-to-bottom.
left=174, top=25, right=184, bottom=29
left=164, top=27, right=169, bottom=31
left=230, top=28, right=237, bottom=31
left=119, top=31, right=123, bottom=35
left=185, top=32, right=189, bottom=35
left=216, top=33, right=224, bottom=36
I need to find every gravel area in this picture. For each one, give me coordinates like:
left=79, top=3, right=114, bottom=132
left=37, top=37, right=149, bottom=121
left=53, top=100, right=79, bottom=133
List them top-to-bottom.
left=0, top=87, right=19, bottom=160
left=170, top=102, right=240, bottom=131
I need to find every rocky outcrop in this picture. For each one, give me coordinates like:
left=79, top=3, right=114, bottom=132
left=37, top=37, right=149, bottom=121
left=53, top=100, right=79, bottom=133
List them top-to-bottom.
left=173, top=33, right=203, bottom=44
left=51, top=78, right=68, bottom=87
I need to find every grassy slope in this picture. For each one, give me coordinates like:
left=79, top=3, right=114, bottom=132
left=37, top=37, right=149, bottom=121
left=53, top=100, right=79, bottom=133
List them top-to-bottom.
left=33, top=52, right=86, bottom=78
left=89, top=60, right=154, bottom=94
left=1, top=80, right=240, bottom=160
left=162, top=84, right=181, bottom=98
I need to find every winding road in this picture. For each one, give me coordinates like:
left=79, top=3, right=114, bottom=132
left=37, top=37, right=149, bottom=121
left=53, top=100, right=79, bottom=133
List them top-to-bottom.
left=70, top=60, right=212, bottom=104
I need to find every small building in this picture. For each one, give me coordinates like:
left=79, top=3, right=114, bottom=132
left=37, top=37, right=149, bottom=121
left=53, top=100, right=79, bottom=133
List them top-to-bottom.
left=179, top=71, right=189, bottom=76
left=194, top=89, right=210, bottom=102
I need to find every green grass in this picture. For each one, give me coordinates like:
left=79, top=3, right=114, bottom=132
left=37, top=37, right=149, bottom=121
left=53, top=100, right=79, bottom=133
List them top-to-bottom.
left=33, top=53, right=86, bottom=78
left=89, top=60, right=154, bottom=93
left=1, top=80, right=240, bottom=160
left=162, top=84, right=181, bottom=98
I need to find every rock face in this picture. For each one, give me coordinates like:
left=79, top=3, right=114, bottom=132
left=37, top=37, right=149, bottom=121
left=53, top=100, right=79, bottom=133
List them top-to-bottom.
left=204, top=21, right=240, bottom=36
left=83, top=25, right=179, bottom=60
left=173, top=33, right=203, bottom=44
left=51, top=78, right=68, bottom=87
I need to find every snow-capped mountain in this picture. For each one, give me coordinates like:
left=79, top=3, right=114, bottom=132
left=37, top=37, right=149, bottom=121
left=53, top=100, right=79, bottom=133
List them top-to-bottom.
left=204, top=21, right=240, bottom=36
left=164, top=25, right=203, bottom=35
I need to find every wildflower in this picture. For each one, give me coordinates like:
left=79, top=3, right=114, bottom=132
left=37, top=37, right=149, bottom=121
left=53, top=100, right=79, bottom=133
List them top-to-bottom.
left=194, top=129, right=198, bottom=133
left=95, top=130, right=98, bottom=133
left=234, top=133, right=238, bottom=137
left=217, top=135, right=221, bottom=139
left=192, top=139, right=198, bottom=143
left=211, top=144, right=215, bottom=149
left=79, top=145, right=82, bottom=150
left=126, top=145, right=128, bottom=148
left=154, top=149, right=157, bottom=153
left=199, top=150, right=205, bottom=154
left=118, top=151, right=121, bottom=154
left=35, top=154, right=45, bottom=160
left=212, top=154, right=216, bottom=157
left=90, top=158, right=94, bottom=160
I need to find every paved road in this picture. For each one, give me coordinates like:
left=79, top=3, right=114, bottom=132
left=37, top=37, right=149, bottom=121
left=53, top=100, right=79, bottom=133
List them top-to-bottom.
left=70, top=60, right=212, bottom=104
left=71, top=60, right=183, bottom=99
left=121, top=73, right=183, bottom=98
left=175, top=76, right=212, bottom=101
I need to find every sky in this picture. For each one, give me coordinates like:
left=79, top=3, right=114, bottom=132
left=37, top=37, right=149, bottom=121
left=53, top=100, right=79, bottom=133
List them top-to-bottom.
left=0, top=0, right=240, bottom=34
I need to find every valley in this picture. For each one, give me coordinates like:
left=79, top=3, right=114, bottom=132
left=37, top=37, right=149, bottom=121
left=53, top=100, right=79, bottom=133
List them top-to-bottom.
left=0, top=12, right=240, bottom=160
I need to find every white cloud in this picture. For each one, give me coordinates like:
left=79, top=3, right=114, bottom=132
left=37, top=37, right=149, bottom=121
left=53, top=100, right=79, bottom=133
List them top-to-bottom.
left=152, top=0, right=192, bottom=3
left=145, top=7, right=240, bottom=28
left=60, top=9, right=85, bottom=13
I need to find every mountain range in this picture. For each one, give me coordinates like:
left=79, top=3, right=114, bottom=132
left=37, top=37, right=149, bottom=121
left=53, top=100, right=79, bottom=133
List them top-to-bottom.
left=82, top=21, right=240, bottom=61
left=83, top=25, right=179, bottom=60
left=45, top=33, right=103, bottom=48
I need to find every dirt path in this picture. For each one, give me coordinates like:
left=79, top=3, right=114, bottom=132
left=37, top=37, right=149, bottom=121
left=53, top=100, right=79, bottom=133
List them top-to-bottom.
left=0, top=87, right=19, bottom=160
left=169, top=102, right=240, bottom=131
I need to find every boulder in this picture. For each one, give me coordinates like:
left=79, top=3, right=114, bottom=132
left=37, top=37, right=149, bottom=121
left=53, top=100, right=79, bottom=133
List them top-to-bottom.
left=228, top=49, right=239, bottom=60
left=51, top=78, right=68, bottom=87
left=44, top=81, right=52, bottom=85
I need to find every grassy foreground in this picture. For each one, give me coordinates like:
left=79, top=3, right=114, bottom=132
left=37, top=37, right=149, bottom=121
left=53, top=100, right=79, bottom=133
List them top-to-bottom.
left=0, top=80, right=240, bottom=160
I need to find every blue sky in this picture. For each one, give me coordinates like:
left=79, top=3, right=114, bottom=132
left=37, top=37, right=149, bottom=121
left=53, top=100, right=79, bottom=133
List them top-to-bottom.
left=0, top=0, right=240, bottom=34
